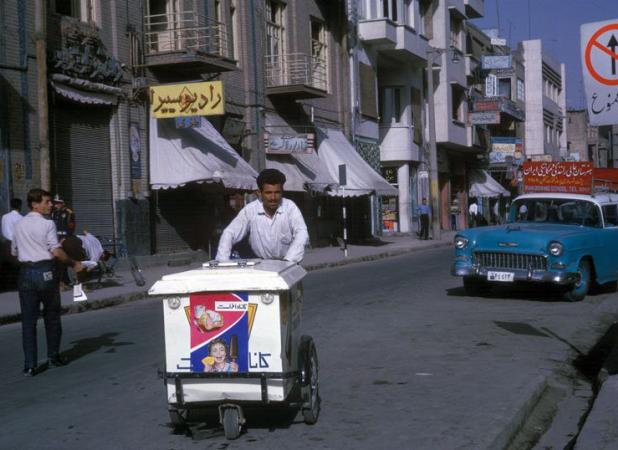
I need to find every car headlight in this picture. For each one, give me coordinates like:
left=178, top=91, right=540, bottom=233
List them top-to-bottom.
left=454, top=236, right=468, bottom=249
left=548, top=241, right=564, bottom=256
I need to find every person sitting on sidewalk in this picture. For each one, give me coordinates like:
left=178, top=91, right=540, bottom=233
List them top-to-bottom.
left=216, top=169, right=309, bottom=263
left=61, top=231, right=108, bottom=285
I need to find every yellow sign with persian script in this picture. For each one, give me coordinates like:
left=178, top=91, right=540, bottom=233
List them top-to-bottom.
left=150, top=81, right=225, bottom=118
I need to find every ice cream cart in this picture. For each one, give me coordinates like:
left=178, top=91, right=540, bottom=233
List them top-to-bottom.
left=148, top=259, right=320, bottom=440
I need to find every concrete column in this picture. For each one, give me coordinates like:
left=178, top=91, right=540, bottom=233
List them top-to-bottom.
left=398, top=163, right=410, bottom=233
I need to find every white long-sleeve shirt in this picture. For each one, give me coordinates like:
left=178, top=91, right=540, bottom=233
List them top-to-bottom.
left=216, top=198, right=309, bottom=263
left=1, top=210, right=23, bottom=241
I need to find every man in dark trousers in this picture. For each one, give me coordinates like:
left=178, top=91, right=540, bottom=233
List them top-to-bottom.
left=12, top=189, right=84, bottom=376
left=51, top=194, right=75, bottom=240
left=417, top=197, right=430, bottom=240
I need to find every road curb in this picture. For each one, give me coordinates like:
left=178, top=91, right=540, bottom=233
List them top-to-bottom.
left=302, top=240, right=452, bottom=272
left=0, top=241, right=452, bottom=325
left=489, top=375, right=549, bottom=449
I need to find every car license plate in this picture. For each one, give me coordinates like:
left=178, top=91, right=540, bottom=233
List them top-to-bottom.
left=487, top=271, right=514, bottom=282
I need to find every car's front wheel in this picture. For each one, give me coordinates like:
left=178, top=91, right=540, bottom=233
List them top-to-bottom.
left=563, top=260, right=591, bottom=302
left=463, top=277, right=486, bottom=296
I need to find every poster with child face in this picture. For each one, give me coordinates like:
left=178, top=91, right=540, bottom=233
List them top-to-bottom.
left=188, top=292, right=255, bottom=373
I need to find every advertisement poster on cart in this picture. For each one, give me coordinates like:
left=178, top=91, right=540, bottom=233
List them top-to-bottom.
left=187, top=292, right=257, bottom=373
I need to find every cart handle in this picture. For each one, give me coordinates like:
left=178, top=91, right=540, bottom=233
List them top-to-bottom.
left=204, top=260, right=259, bottom=269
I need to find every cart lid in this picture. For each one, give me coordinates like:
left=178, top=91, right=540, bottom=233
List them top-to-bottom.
left=148, top=259, right=307, bottom=295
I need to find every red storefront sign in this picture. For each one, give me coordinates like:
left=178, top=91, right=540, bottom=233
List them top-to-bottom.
left=523, top=162, right=594, bottom=194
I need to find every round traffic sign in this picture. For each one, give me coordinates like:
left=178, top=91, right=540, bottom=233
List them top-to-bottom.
left=585, top=23, right=618, bottom=86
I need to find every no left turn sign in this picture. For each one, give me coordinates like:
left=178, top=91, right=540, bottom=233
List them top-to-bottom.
left=581, top=19, right=618, bottom=125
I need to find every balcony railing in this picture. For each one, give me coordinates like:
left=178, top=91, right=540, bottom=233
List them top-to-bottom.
left=144, top=11, right=230, bottom=59
left=265, top=53, right=327, bottom=92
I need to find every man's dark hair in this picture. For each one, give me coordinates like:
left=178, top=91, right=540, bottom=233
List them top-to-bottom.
left=256, top=169, right=286, bottom=190
left=27, top=188, right=51, bottom=209
left=10, top=198, right=22, bottom=210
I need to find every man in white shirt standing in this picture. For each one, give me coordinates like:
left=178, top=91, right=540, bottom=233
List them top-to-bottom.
left=216, top=169, right=309, bottom=263
left=12, top=189, right=84, bottom=376
left=1, top=198, right=23, bottom=242
left=1, top=198, right=23, bottom=290
left=468, top=199, right=479, bottom=228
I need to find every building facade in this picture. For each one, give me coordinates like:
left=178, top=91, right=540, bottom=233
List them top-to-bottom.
left=521, top=39, right=567, bottom=162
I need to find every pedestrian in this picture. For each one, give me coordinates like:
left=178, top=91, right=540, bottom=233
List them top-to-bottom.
left=216, top=169, right=309, bottom=263
left=11, top=188, right=84, bottom=376
left=51, top=195, right=75, bottom=240
left=417, top=197, right=430, bottom=240
left=449, top=197, right=460, bottom=231
left=1, top=198, right=23, bottom=290
left=2, top=198, right=23, bottom=242
left=468, top=199, right=478, bottom=228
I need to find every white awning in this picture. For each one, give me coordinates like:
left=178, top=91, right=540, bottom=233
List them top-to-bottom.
left=149, top=116, right=257, bottom=190
left=317, top=128, right=398, bottom=197
left=266, top=152, right=338, bottom=192
left=469, top=169, right=510, bottom=198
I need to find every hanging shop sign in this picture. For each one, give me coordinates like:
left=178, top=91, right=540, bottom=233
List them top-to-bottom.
left=482, top=55, right=512, bottom=70
left=150, top=81, right=225, bottom=119
left=469, top=111, right=501, bottom=125
left=264, top=133, right=315, bottom=154
left=489, top=137, right=523, bottom=165
left=523, top=161, right=593, bottom=194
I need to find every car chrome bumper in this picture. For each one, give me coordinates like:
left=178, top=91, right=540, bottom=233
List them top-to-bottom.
left=451, top=264, right=579, bottom=286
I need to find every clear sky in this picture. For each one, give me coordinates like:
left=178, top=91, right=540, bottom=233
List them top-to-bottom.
left=471, top=0, right=618, bottom=109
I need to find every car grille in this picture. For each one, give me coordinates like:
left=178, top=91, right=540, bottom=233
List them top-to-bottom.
left=473, top=251, right=547, bottom=271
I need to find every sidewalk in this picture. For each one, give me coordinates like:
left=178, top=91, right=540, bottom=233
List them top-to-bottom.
left=0, top=232, right=455, bottom=325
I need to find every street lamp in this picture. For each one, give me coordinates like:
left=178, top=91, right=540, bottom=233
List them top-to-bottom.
left=425, top=46, right=459, bottom=241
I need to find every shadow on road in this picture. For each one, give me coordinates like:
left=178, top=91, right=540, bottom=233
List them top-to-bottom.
left=446, top=285, right=569, bottom=302
left=60, top=332, right=134, bottom=363
left=168, top=407, right=301, bottom=442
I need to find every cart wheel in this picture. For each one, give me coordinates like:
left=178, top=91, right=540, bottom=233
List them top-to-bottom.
left=300, top=336, right=320, bottom=425
left=168, top=408, right=185, bottom=427
left=222, top=408, right=242, bottom=440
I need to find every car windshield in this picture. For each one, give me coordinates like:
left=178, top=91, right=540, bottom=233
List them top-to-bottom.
left=508, top=198, right=602, bottom=228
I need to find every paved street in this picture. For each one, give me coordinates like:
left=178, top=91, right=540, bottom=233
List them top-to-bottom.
left=1, top=247, right=618, bottom=449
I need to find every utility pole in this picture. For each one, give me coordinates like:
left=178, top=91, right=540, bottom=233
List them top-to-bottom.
left=35, top=0, right=50, bottom=190
left=426, top=48, right=441, bottom=241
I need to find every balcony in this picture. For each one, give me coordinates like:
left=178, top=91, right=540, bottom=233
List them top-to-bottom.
left=464, top=0, right=484, bottom=19
left=143, top=11, right=236, bottom=74
left=358, top=19, right=397, bottom=46
left=265, top=53, right=328, bottom=99
left=379, top=125, right=421, bottom=162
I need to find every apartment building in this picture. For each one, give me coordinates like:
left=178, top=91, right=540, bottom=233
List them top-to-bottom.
left=0, top=0, right=150, bottom=254
left=521, top=39, right=567, bottom=162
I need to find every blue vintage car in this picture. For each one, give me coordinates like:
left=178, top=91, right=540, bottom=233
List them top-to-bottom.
left=451, top=193, right=618, bottom=301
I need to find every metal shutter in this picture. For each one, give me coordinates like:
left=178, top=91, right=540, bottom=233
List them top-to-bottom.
left=52, top=103, right=114, bottom=240
left=154, top=184, right=215, bottom=254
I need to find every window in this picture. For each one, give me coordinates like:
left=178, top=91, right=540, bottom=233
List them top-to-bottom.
left=56, top=0, right=98, bottom=23
left=230, top=0, right=238, bottom=60
left=266, top=0, right=285, bottom=59
left=419, top=0, right=433, bottom=38
left=450, top=16, right=463, bottom=50
left=311, top=19, right=328, bottom=91
left=359, top=63, right=378, bottom=119
left=498, top=78, right=511, bottom=99
left=517, top=78, right=525, bottom=101
left=451, top=85, right=465, bottom=122
left=380, top=86, right=404, bottom=124
left=411, top=87, right=423, bottom=144
left=603, top=205, right=618, bottom=226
